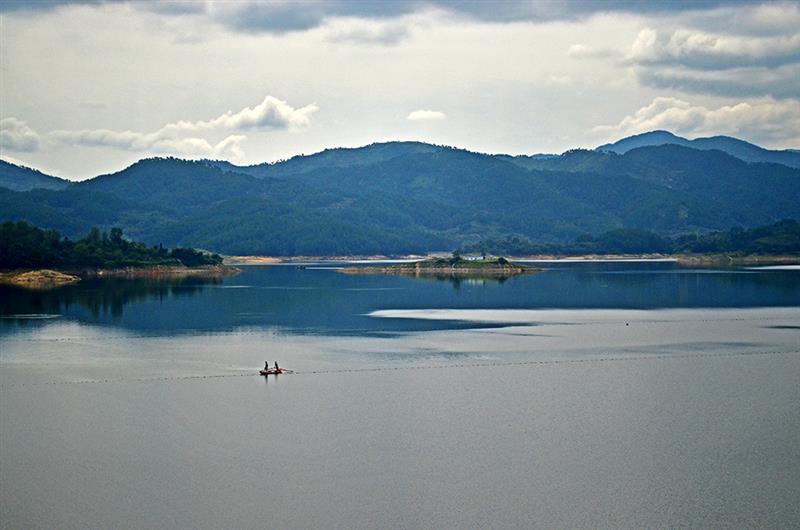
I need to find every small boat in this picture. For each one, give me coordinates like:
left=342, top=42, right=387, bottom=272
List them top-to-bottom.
left=259, top=368, right=284, bottom=376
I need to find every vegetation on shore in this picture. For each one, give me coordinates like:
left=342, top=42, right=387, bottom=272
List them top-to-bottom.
left=460, top=219, right=800, bottom=258
left=1, top=221, right=224, bottom=271
left=339, top=254, right=536, bottom=278
left=673, top=254, right=800, bottom=267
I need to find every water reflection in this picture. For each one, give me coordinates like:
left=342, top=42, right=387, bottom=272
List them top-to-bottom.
left=1, top=263, right=798, bottom=337
left=408, top=274, right=511, bottom=291
left=0, top=276, right=221, bottom=320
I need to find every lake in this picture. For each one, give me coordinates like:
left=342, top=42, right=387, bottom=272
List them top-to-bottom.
left=1, top=261, right=799, bottom=529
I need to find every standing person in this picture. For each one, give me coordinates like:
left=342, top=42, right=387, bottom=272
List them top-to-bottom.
left=265, top=361, right=269, bottom=371
left=274, top=361, right=280, bottom=371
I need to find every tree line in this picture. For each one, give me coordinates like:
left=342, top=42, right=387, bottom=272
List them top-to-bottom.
left=459, top=219, right=800, bottom=256
left=0, top=221, right=223, bottom=270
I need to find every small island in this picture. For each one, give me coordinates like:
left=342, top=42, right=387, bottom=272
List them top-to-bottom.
left=0, top=221, right=237, bottom=290
left=339, top=254, right=539, bottom=279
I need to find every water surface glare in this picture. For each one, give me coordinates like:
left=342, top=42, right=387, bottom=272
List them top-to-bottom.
left=1, top=263, right=799, bottom=529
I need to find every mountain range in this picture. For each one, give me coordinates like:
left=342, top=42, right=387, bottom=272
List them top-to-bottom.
left=1, top=131, right=798, bottom=255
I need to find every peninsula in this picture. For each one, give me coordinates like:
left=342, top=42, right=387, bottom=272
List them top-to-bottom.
left=0, top=221, right=237, bottom=289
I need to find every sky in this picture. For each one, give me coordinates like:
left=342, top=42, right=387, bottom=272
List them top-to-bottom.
left=1, top=0, right=799, bottom=180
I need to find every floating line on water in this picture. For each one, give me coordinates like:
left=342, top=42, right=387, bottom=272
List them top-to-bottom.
left=1, top=349, right=798, bottom=390
left=294, top=349, right=799, bottom=375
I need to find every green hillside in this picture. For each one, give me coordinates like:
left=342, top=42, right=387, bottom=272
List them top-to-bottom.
left=1, top=138, right=799, bottom=255
left=0, top=160, right=69, bottom=191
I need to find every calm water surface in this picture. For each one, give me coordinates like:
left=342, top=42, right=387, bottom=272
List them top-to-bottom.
left=1, top=262, right=799, bottom=529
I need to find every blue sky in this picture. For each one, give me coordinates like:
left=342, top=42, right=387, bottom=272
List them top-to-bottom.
left=1, top=0, right=798, bottom=179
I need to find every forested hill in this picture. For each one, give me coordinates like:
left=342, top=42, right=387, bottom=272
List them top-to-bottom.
left=1, top=135, right=799, bottom=255
left=205, top=141, right=443, bottom=179
left=0, top=160, right=69, bottom=191
left=461, top=219, right=800, bottom=256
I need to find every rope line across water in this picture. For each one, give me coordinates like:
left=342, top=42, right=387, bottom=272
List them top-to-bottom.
left=2, top=349, right=798, bottom=390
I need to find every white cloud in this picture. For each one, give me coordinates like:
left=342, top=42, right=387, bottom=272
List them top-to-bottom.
left=320, top=8, right=445, bottom=46
left=323, top=17, right=413, bottom=46
left=628, top=27, right=800, bottom=69
left=567, top=43, right=613, bottom=59
left=568, top=44, right=592, bottom=58
left=49, top=95, right=315, bottom=157
left=164, top=95, right=318, bottom=134
left=594, top=96, right=800, bottom=146
left=407, top=109, right=446, bottom=121
left=0, top=117, right=41, bottom=152
left=49, top=129, right=247, bottom=159
left=213, top=134, right=247, bottom=159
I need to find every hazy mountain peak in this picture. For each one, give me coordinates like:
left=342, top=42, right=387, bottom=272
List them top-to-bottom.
left=597, top=131, right=800, bottom=168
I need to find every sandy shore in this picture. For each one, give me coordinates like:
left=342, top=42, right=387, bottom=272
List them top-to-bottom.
left=223, top=256, right=283, bottom=265
left=1, top=265, right=238, bottom=290
left=0, top=269, right=81, bottom=289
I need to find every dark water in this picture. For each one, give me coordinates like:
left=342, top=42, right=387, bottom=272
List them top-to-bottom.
left=2, top=261, right=799, bottom=335
left=2, top=262, right=799, bottom=529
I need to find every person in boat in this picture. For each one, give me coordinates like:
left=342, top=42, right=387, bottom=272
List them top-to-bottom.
left=265, top=361, right=269, bottom=370
left=274, top=361, right=280, bottom=372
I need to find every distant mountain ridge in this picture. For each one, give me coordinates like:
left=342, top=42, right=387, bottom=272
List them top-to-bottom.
left=596, top=130, right=800, bottom=168
left=1, top=132, right=798, bottom=255
left=203, top=141, right=459, bottom=179
left=0, top=160, right=69, bottom=191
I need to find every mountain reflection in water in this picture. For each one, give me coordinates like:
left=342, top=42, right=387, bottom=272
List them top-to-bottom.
left=1, top=262, right=799, bottom=337
left=0, top=276, right=221, bottom=321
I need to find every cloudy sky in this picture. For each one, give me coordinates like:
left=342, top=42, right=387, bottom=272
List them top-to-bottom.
left=1, top=0, right=798, bottom=180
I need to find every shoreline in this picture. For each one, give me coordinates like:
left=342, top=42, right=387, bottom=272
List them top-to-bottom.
left=4, top=253, right=797, bottom=290
left=224, top=253, right=800, bottom=267
left=672, top=254, right=800, bottom=267
left=82, top=264, right=238, bottom=278
left=0, top=265, right=238, bottom=290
